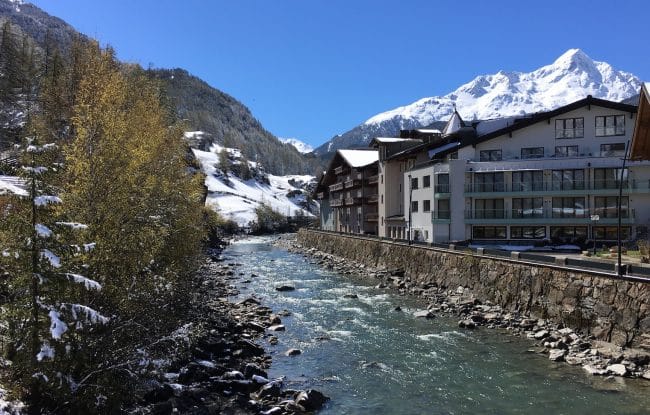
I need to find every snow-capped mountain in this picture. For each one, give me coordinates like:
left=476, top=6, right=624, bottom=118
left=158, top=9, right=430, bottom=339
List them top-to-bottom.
left=314, top=49, right=642, bottom=157
left=191, top=137, right=317, bottom=226
left=280, top=137, right=314, bottom=154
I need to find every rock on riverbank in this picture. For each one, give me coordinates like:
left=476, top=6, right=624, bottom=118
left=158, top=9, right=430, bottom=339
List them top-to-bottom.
left=275, top=234, right=650, bottom=381
left=135, top=248, right=329, bottom=414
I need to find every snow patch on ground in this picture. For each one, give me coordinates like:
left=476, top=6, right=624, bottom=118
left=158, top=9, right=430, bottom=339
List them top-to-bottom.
left=193, top=145, right=315, bottom=226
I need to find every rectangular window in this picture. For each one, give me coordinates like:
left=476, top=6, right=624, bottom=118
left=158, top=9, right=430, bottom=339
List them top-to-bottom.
left=596, top=115, right=625, bottom=136
left=555, top=117, right=584, bottom=139
left=600, top=143, right=626, bottom=157
left=555, top=145, right=579, bottom=157
left=521, top=147, right=544, bottom=159
left=479, top=149, right=502, bottom=162
left=448, top=152, right=458, bottom=160
left=594, top=168, right=627, bottom=189
left=551, top=169, right=584, bottom=190
left=512, top=170, right=543, bottom=192
left=474, top=172, right=505, bottom=192
left=436, top=174, right=450, bottom=193
left=423, top=175, right=431, bottom=188
left=411, top=177, right=418, bottom=189
left=594, top=196, right=628, bottom=218
left=552, top=197, right=586, bottom=218
left=512, top=198, right=544, bottom=218
left=423, top=199, right=431, bottom=212
left=437, top=199, right=450, bottom=219
left=474, top=199, right=505, bottom=219
left=411, top=200, right=418, bottom=212
left=473, top=226, right=507, bottom=239
left=511, top=226, right=546, bottom=239
left=550, top=226, right=588, bottom=243
left=594, top=226, right=630, bottom=240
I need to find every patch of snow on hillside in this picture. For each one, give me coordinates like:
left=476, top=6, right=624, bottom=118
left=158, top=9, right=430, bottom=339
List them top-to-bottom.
left=280, top=137, right=314, bottom=154
left=193, top=145, right=315, bottom=227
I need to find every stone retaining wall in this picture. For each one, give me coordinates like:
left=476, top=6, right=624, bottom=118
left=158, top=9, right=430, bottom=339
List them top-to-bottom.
left=297, top=230, right=650, bottom=347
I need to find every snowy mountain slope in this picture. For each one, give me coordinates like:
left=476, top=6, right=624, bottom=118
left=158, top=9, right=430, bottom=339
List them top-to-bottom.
left=314, top=49, right=642, bottom=157
left=279, top=137, right=314, bottom=154
left=192, top=142, right=316, bottom=227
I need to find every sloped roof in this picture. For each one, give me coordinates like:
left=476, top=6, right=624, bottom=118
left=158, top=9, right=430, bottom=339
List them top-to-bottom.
left=631, top=83, right=650, bottom=160
left=442, top=110, right=465, bottom=135
left=370, top=137, right=422, bottom=145
left=338, top=149, right=379, bottom=168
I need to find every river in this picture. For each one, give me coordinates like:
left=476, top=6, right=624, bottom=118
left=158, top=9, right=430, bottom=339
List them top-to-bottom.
left=223, top=237, right=650, bottom=415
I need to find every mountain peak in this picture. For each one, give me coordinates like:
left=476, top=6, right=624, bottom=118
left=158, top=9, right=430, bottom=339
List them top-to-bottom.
left=552, top=48, right=595, bottom=70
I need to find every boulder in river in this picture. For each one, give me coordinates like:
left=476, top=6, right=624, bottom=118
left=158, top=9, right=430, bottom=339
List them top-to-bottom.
left=275, top=285, right=296, bottom=292
left=414, top=310, right=435, bottom=319
left=458, top=319, right=476, bottom=329
left=267, top=324, right=286, bottom=332
left=285, top=348, right=302, bottom=356
left=548, top=349, right=566, bottom=362
left=606, top=363, right=627, bottom=376
left=294, top=389, right=329, bottom=411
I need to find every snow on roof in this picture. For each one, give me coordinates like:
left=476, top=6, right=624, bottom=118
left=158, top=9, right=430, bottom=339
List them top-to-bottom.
left=644, top=82, right=650, bottom=95
left=442, top=111, right=464, bottom=135
left=416, top=129, right=442, bottom=134
left=372, top=137, right=421, bottom=144
left=428, top=142, right=460, bottom=159
left=338, top=149, right=378, bottom=168
left=0, top=176, right=28, bottom=196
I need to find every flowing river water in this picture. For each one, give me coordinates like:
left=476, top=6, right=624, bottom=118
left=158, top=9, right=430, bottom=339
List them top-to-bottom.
left=224, top=237, right=650, bottom=414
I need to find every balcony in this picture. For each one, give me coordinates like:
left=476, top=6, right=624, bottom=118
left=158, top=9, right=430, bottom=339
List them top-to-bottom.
left=334, top=166, right=350, bottom=175
left=367, top=174, right=379, bottom=185
left=344, top=179, right=362, bottom=189
left=464, top=180, right=650, bottom=196
left=329, top=182, right=344, bottom=192
left=316, top=191, right=326, bottom=200
left=366, top=194, right=379, bottom=204
left=345, top=197, right=363, bottom=206
left=330, top=198, right=345, bottom=207
left=463, top=208, right=635, bottom=225
left=431, top=210, right=451, bottom=224
left=365, top=213, right=379, bottom=222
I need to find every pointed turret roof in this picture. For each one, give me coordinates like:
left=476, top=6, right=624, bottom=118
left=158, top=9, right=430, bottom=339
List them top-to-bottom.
left=442, top=108, right=466, bottom=136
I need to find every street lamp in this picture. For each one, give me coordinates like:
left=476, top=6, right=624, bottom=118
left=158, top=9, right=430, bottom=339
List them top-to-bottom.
left=617, top=141, right=630, bottom=277
left=408, top=174, right=412, bottom=245
left=590, top=214, right=600, bottom=255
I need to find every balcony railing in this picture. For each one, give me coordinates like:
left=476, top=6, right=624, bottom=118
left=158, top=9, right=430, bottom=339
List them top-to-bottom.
left=334, top=166, right=349, bottom=175
left=367, top=174, right=379, bottom=185
left=344, top=179, right=362, bottom=189
left=465, top=180, right=648, bottom=194
left=329, top=182, right=344, bottom=192
left=434, top=184, right=450, bottom=193
left=316, top=191, right=326, bottom=200
left=366, top=194, right=379, bottom=204
left=345, top=197, right=363, bottom=206
left=330, top=198, right=345, bottom=207
left=464, top=208, right=635, bottom=221
left=432, top=211, right=451, bottom=220
left=365, top=213, right=379, bottom=222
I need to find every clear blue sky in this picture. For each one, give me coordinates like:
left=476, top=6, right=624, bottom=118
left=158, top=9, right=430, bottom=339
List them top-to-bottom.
left=30, top=0, right=650, bottom=148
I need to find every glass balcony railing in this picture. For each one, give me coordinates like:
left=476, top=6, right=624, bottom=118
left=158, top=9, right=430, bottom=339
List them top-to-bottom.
left=465, top=180, right=648, bottom=193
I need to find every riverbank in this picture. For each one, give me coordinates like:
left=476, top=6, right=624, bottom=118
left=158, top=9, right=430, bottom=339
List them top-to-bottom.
left=278, top=234, right=650, bottom=382
left=132, top=247, right=328, bottom=415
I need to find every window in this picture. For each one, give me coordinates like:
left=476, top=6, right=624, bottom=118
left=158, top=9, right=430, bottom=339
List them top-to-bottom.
left=596, top=115, right=625, bottom=136
left=555, top=117, right=584, bottom=138
left=600, top=143, right=626, bottom=157
left=555, top=145, right=578, bottom=157
left=521, top=147, right=544, bottom=159
left=479, top=149, right=502, bottom=161
left=448, top=152, right=458, bottom=160
left=594, top=168, right=627, bottom=189
left=551, top=169, right=584, bottom=190
left=512, top=170, right=543, bottom=191
left=474, top=172, right=505, bottom=192
left=380, top=174, right=383, bottom=184
left=436, top=174, right=450, bottom=193
left=423, top=175, right=431, bottom=188
left=410, top=177, right=418, bottom=189
left=381, top=194, right=383, bottom=204
left=594, top=196, right=628, bottom=219
left=552, top=197, right=586, bottom=218
left=512, top=198, right=543, bottom=218
left=423, top=199, right=431, bottom=212
left=437, top=199, right=450, bottom=219
left=474, top=199, right=505, bottom=219
left=411, top=201, right=418, bottom=212
left=473, top=226, right=507, bottom=239
left=511, top=226, right=546, bottom=239
left=550, top=226, right=587, bottom=243
left=594, top=226, right=630, bottom=240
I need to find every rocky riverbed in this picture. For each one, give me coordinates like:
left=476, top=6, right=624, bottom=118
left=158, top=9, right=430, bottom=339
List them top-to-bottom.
left=276, top=234, right=650, bottom=383
left=134, top=247, right=329, bottom=415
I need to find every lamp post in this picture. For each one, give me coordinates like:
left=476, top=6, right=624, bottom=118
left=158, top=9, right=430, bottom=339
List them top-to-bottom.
left=617, top=141, right=630, bottom=277
left=590, top=214, right=599, bottom=255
